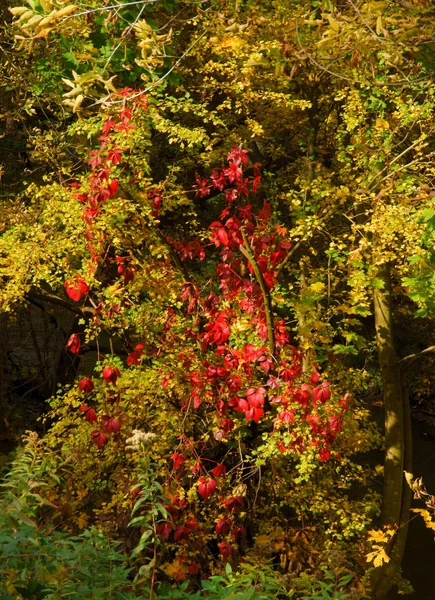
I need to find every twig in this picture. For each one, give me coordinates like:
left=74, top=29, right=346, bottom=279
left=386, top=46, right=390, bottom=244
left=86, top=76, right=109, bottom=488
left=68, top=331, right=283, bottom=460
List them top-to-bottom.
left=62, top=0, right=160, bottom=22
left=346, top=0, right=382, bottom=42
left=102, top=1, right=147, bottom=73
left=295, top=19, right=430, bottom=87
left=100, top=23, right=211, bottom=105
left=366, top=138, right=425, bottom=192
left=368, top=155, right=432, bottom=193
left=276, top=207, right=338, bottom=277
left=275, top=237, right=306, bottom=276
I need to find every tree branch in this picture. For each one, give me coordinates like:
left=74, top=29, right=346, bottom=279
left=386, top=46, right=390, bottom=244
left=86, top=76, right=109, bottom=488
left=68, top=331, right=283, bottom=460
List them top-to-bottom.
left=239, top=228, right=275, bottom=356
left=27, top=292, right=95, bottom=315
left=399, top=345, right=435, bottom=368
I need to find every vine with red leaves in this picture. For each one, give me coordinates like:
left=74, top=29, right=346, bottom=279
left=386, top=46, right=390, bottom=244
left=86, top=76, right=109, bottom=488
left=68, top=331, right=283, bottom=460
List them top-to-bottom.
left=61, top=91, right=351, bottom=580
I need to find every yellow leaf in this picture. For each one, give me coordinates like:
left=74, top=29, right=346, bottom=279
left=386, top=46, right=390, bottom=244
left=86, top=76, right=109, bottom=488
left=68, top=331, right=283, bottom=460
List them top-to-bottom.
left=54, top=5, right=77, bottom=19
left=9, top=7, right=30, bottom=16
left=16, top=9, right=34, bottom=23
left=36, top=12, right=58, bottom=29
left=21, top=13, right=43, bottom=29
left=327, top=15, right=340, bottom=33
left=376, top=16, right=383, bottom=35
left=219, top=36, right=245, bottom=50
left=73, top=94, right=84, bottom=113
left=310, top=281, right=326, bottom=293
left=404, top=471, right=414, bottom=487
left=232, top=482, right=247, bottom=497
left=412, top=508, right=435, bottom=530
left=76, top=512, right=89, bottom=530
left=367, top=528, right=388, bottom=543
left=256, top=534, right=272, bottom=545
left=366, top=548, right=390, bottom=567
left=374, top=549, right=390, bottom=567
left=162, top=557, right=187, bottom=581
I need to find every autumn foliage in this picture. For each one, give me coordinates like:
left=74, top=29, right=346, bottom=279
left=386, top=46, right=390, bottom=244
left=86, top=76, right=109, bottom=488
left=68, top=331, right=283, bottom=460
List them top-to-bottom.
left=6, top=0, right=435, bottom=596
left=35, top=95, right=371, bottom=589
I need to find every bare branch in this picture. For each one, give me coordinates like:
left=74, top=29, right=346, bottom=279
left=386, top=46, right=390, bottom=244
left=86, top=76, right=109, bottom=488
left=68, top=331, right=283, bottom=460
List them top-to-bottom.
left=62, top=0, right=160, bottom=22
left=346, top=0, right=382, bottom=42
left=100, top=18, right=211, bottom=105
left=28, top=292, right=95, bottom=315
left=399, top=346, right=435, bottom=368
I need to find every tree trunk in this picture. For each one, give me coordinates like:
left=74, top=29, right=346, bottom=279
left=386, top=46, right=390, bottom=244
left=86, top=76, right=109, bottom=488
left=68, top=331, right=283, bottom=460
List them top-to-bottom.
left=371, top=265, right=412, bottom=599
left=0, top=313, right=7, bottom=438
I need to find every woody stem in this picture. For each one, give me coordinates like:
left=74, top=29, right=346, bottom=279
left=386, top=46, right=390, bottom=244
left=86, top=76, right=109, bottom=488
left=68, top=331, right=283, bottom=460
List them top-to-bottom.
left=239, top=227, right=276, bottom=356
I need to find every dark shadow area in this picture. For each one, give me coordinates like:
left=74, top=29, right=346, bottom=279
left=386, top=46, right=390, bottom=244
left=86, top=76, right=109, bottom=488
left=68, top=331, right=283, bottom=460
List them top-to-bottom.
left=388, top=420, right=435, bottom=599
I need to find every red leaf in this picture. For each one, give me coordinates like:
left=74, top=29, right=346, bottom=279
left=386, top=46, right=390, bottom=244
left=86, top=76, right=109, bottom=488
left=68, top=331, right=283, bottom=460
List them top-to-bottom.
left=227, top=145, right=249, bottom=166
left=107, top=147, right=123, bottom=165
left=224, top=162, right=243, bottom=184
left=210, top=169, right=227, bottom=190
left=193, top=174, right=211, bottom=198
left=252, top=174, right=261, bottom=193
left=107, top=180, right=119, bottom=197
left=257, top=201, right=271, bottom=221
left=210, top=222, right=229, bottom=247
left=217, top=227, right=229, bottom=246
left=123, top=268, right=134, bottom=284
left=65, top=278, right=88, bottom=302
left=65, top=282, right=81, bottom=302
left=66, top=333, right=81, bottom=354
left=241, top=343, right=264, bottom=364
left=127, top=344, right=143, bottom=366
left=224, top=353, right=239, bottom=370
left=257, top=355, right=273, bottom=373
left=102, top=366, right=120, bottom=384
left=279, top=367, right=295, bottom=382
left=310, top=371, right=320, bottom=384
left=226, top=376, right=241, bottom=393
left=78, top=378, right=94, bottom=393
left=313, top=382, right=331, bottom=404
left=294, top=385, right=311, bottom=406
left=246, top=387, right=266, bottom=408
left=236, top=398, right=249, bottom=412
left=216, top=400, right=227, bottom=416
left=79, top=405, right=98, bottom=424
left=245, top=406, right=264, bottom=422
left=278, top=409, right=295, bottom=424
left=101, top=415, right=121, bottom=433
left=328, top=415, right=342, bottom=434
left=220, top=417, right=234, bottom=433
left=90, top=429, right=108, bottom=449
left=277, top=441, right=287, bottom=454
left=319, top=448, right=331, bottom=462
left=171, top=452, right=186, bottom=470
left=212, top=463, right=226, bottom=478
left=197, top=477, right=217, bottom=500
left=131, top=486, right=142, bottom=499
left=224, top=496, right=244, bottom=512
left=185, top=517, right=198, bottom=531
left=216, top=519, right=231, bottom=536
left=157, top=522, right=173, bottom=540
left=231, top=525, right=246, bottom=541
left=174, top=526, right=191, bottom=541
left=218, top=541, right=233, bottom=560
left=188, top=563, right=201, bottom=575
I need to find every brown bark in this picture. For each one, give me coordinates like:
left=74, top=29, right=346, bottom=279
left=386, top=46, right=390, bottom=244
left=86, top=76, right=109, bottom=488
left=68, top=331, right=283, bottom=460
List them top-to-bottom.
left=371, top=266, right=412, bottom=599
left=374, top=266, right=403, bottom=526
left=0, top=313, right=7, bottom=437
